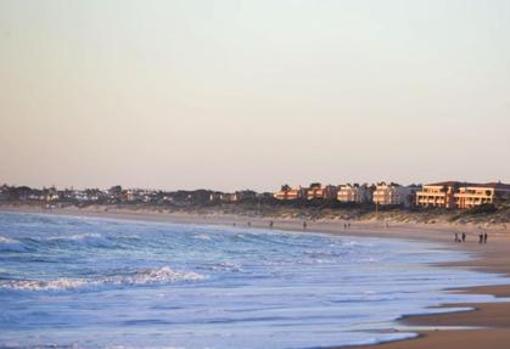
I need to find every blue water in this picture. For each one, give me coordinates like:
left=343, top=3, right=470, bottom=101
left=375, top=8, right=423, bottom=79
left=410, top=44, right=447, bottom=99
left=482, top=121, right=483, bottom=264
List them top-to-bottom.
left=0, top=212, right=508, bottom=348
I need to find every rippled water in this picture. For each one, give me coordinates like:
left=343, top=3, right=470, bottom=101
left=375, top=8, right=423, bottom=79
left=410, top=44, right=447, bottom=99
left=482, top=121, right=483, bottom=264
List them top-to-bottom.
left=0, top=212, right=508, bottom=348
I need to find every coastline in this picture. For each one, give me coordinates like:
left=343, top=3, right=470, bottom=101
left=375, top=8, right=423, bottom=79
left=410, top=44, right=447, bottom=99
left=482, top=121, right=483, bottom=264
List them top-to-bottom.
left=2, top=205, right=510, bottom=349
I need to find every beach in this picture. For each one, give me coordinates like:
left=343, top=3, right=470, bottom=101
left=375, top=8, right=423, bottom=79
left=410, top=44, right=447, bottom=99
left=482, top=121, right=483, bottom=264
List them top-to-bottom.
left=1, top=205, right=510, bottom=349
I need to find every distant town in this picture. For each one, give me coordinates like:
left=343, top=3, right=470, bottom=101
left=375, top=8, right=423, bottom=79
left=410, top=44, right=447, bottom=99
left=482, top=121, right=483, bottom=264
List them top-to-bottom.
left=1, top=181, right=510, bottom=211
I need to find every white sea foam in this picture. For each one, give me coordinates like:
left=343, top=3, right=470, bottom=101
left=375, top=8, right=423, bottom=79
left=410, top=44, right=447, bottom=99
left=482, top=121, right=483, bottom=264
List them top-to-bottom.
left=47, top=233, right=103, bottom=241
left=194, top=233, right=212, bottom=240
left=0, top=235, right=17, bottom=244
left=0, top=235, right=26, bottom=252
left=343, top=240, right=366, bottom=247
left=207, top=261, right=242, bottom=272
left=0, top=266, right=206, bottom=291
left=103, top=266, right=206, bottom=285
left=0, top=278, right=88, bottom=291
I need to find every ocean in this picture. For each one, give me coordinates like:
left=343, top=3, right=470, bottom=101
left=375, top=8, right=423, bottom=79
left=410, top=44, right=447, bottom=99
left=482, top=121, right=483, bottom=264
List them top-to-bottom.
left=0, top=212, right=508, bottom=348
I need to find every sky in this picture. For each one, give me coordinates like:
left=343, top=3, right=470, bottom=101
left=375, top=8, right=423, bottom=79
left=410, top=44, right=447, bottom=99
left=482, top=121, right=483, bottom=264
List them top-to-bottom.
left=1, top=0, right=509, bottom=192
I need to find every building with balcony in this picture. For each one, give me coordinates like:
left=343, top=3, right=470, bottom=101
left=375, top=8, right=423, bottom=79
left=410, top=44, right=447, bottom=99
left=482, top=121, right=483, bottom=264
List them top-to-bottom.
left=416, top=181, right=461, bottom=208
left=416, top=181, right=510, bottom=209
left=373, top=182, right=418, bottom=207
left=455, top=182, right=510, bottom=209
left=305, top=183, right=338, bottom=200
left=337, top=183, right=373, bottom=203
left=273, top=185, right=304, bottom=200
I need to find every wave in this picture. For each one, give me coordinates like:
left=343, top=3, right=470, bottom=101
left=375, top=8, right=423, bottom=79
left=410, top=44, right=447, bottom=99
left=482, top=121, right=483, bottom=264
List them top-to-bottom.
left=44, top=232, right=140, bottom=245
left=1, top=233, right=115, bottom=252
left=36, top=233, right=118, bottom=249
left=46, top=233, right=103, bottom=241
left=193, top=233, right=212, bottom=240
left=0, top=235, right=27, bottom=252
left=0, top=235, right=18, bottom=244
left=343, top=241, right=359, bottom=247
left=200, top=261, right=243, bottom=272
left=0, top=266, right=206, bottom=291
left=103, top=266, right=206, bottom=286
left=0, top=278, right=88, bottom=291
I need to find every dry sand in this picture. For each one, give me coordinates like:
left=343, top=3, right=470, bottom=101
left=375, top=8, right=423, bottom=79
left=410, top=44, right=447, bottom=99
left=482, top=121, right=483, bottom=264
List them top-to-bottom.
left=2, top=204, right=510, bottom=349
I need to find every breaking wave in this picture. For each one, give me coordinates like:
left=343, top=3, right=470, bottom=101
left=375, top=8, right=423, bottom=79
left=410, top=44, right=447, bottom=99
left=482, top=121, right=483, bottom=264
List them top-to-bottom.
left=46, top=233, right=103, bottom=241
left=0, top=235, right=17, bottom=244
left=0, top=235, right=27, bottom=252
left=199, top=261, right=243, bottom=272
left=0, top=266, right=206, bottom=291
left=105, top=266, right=206, bottom=285
left=0, top=278, right=88, bottom=291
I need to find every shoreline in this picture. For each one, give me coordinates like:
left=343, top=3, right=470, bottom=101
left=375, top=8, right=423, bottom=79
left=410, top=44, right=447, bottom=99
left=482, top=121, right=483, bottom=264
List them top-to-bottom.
left=2, top=205, right=510, bottom=349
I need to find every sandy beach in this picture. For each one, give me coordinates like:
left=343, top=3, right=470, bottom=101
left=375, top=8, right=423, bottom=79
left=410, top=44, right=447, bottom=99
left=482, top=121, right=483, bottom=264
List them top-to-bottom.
left=2, top=205, right=510, bottom=349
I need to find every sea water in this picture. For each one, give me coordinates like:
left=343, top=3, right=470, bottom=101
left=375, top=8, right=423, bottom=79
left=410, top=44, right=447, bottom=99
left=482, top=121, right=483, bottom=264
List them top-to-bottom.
left=0, top=212, right=508, bottom=349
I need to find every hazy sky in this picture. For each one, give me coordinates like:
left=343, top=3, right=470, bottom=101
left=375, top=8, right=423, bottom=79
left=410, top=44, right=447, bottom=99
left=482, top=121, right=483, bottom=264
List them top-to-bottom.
left=1, top=0, right=509, bottom=191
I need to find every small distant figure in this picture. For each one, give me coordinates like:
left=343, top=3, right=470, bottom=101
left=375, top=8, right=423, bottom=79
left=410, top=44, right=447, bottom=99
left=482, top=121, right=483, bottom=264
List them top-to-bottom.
left=269, top=220, right=274, bottom=228
left=303, top=221, right=307, bottom=230
left=348, top=222, right=351, bottom=229
left=385, top=222, right=389, bottom=229
left=344, top=223, right=347, bottom=229
left=462, top=232, right=466, bottom=243
left=484, top=232, right=488, bottom=244
left=454, top=233, right=459, bottom=243
left=479, top=233, right=483, bottom=244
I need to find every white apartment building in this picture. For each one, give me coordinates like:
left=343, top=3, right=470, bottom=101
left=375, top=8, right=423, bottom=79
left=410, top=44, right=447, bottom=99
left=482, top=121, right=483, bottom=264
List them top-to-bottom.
left=373, top=182, right=418, bottom=207
left=337, top=183, right=372, bottom=203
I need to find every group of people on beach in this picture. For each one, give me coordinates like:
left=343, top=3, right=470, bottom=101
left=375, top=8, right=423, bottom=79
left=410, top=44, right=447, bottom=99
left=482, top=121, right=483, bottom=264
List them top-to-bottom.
left=234, top=220, right=308, bottom=229
left=236, top=220, right=493, bottom=246
left=234, top=221, right=492, bottom=247
left=454, top=231, right=488, bottom=244
left=454, top=232, right=466, bottom=243
left=478, top=232, right=489, bottom=244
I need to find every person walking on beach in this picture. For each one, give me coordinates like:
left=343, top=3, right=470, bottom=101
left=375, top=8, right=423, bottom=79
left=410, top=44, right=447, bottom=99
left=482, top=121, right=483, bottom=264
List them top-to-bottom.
left=269, top=220, right=274, bottom=229
left=303, top=221, right=307, bottom=230
left=462, top=232, right=466, bottom=243
left=479, top=232, right=483, bottom=244
left=484, top=232, right=488, bottom=244
left=454, top=233, right=459, bottom=242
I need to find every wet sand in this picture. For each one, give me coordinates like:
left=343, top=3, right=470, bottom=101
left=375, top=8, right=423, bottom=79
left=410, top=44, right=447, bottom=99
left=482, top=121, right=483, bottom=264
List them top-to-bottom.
left=2, top=205, right=510, bottom=349
left=343, top=247, right=510, bottom=349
